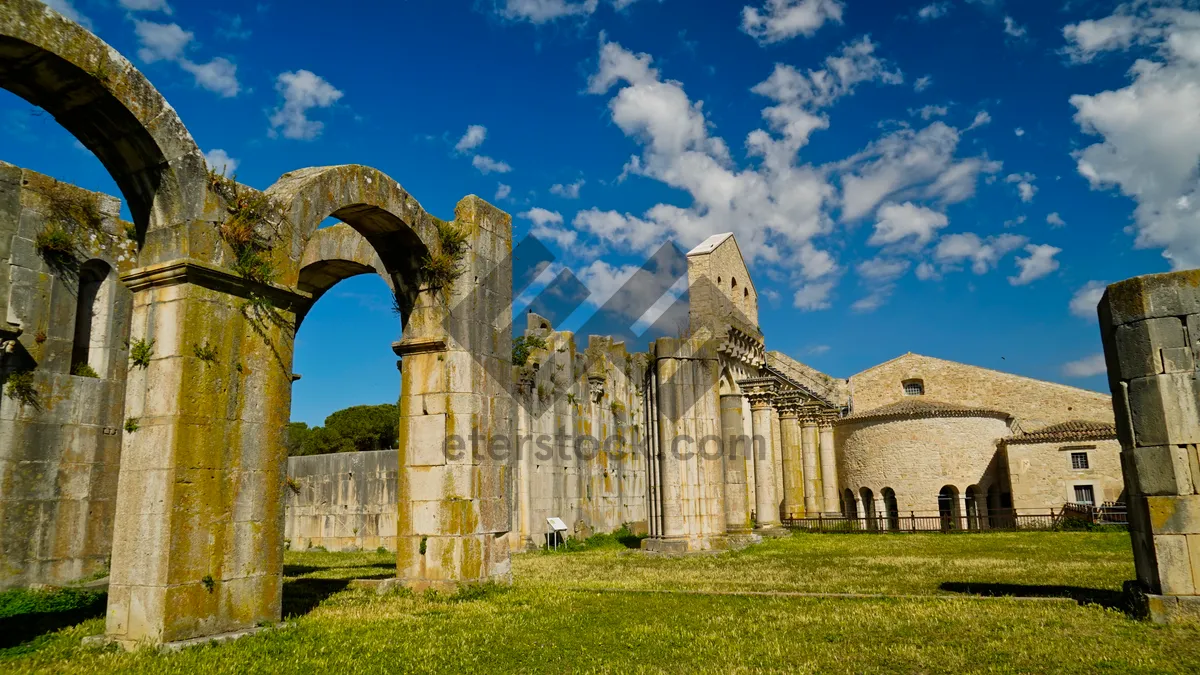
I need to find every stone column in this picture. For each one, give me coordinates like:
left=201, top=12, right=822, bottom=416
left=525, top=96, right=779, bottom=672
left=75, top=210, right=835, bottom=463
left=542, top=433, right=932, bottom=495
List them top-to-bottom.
left=1099, top=270, right=1200, bottom=623
left=514, top=374, right=534, bottom=551
left=741, top=380, right=784, bottom=534
left=721, top=394, right=752, bottom=534
left=777, top=400, right=804, bottom=520
left=801, top=413, right=820, bottom=515
left=819, top=417, right=839, bottom=515
left=958, top=493, right=970, bottom=531
left=876, top=497, right=889, bottom=531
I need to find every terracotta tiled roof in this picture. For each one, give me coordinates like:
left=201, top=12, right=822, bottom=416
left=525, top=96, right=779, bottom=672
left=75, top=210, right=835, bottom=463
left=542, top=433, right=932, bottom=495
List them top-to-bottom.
left=838, top=398, right=1010, bottom=423
left=1003, top=420, right=1118, bottom=445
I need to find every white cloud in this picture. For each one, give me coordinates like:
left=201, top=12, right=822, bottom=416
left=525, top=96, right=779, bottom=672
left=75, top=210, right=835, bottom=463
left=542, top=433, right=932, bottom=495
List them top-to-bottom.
left=40, top=0, right=91, bottom=28
left=119, top=0, right=172, bottom=12
left=497, top=0, right=598, bottom=23
left=741, top=0, right=845, bottom=44
left=917, top=2, right=950, bottom=21
left=1068, top=6, right=1200, bottom=269
left=1063, top=13, right=1142, bottom=63
left=1003, top=16, right=1027, bottom=39
left=132, top=20, right=240, bottom=97
left=134, top=21, right=192, bottom=63
left=751, top=36, right=903, bottom=110
left=180, top=58, right=240, bottom=97
left=269, top=70, right=344, bottom=140
left=914, top=75, right=933, bottom=92
left=912, top=105, right=948, bottom=120
left=966, top=110, right=992, bottom=130
left=838, top=121, right=1000, bottom=221
left=455, top=125, right=487, bottom=153
left=1014, top=127, right=1025, bottom=137
left=203, top=149, right=238, bottom=176
left=472, top=155, right=512, bottom=174
left=1006, top=172, right=1037, bottom=202
left=550, top=179, right=585, bottom=199
left=495, top=183, right=512, bottom=200
left=868, top=202, right=949, bottom=248
left=520, top=207, right=564, bottom=227
left=1047, top=212, right=1066, bottom=227
left=933, top=232, right=1027, bottom=274
left=1009, top=243, right=1061, bottom=285
left=852, top=257, right=910, bottom=312
left=915, top=261, right=939, bottom=280
left=1070, top=280, right=1109, bottom=320
left=793, top=281, right=835, bottom=310
left=807, top=344, right=831, bottom=355
left=1063, top=353, right=1108, bottom=378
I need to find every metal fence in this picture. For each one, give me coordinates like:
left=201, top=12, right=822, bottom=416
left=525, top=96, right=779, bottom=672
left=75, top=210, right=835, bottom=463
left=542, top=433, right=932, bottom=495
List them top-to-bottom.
left=781, top=503, right=1127, bottom=533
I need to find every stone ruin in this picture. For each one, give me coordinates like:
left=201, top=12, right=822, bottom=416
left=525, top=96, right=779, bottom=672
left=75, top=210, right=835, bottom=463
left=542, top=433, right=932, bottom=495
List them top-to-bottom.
left=2, top=0, right=1200, bottom=651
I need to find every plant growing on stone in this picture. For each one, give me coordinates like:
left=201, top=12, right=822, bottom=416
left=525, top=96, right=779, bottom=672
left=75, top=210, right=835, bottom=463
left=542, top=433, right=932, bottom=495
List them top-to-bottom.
left=208, top=170, right=287, bottom=286
left=43, top=181, right=103, bottom=233
left=420, top=219, right=469, bottom=289
left=34, top=225, right=76, bottom=265
left=34, top=330, right=46, bottom=344
left=512, top=335, right=548, bottom=367
left=128, top=338, right=154, bottom=369
left=192, top=341, right=219, bottom=363
left=71, top=363, right=99, bottom=378
left=4, top=370, right=38, bottom=408
left=124, top=418, right=139, bottom=433
left=284, top=476, right=301, bottom=495
left=201, top=575, right=215, bottom=593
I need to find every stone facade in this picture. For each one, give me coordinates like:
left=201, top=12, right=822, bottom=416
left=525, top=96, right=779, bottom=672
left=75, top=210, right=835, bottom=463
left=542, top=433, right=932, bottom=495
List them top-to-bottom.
left=0, top=163, right=134, bottom=589
left=1003, top=422, right=1124, bottom=510
left=283, top=450, right=399, bottom=552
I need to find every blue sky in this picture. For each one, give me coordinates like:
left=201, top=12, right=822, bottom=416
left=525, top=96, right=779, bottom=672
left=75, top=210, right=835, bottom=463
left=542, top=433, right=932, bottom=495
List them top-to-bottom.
left=6, top=0, right=1199, bottom=425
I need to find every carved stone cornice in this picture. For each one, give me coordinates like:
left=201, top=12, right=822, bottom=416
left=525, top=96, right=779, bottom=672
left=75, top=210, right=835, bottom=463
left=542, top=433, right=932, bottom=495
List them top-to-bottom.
left=120, top=258, right=312, bottom=311
left=719, top=324, right=767, bottom=369
left=392, top=337, right=448, bottom=356
left=738, top=376, right=778, bottom=410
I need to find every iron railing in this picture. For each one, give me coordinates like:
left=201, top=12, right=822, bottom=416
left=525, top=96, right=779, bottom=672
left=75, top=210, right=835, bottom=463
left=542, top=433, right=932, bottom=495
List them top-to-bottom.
left=781, top=503, right=1127, bottom=533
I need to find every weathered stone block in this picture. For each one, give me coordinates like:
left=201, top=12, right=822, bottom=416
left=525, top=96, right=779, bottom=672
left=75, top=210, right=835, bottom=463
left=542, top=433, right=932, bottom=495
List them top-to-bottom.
left=1103, top=271, right=1200, bottom=326
left=1187, top=313, right=1200, bottom=362
left=1115, top=317, right=1187, bottom=379
left=1162, top=346, right=1196, bottom=374
left=1128, top=372, right=1200, bottom=446
left=403, top=414, right=447, bottom=467
left=1125, top=445, right=1196, bottom=496
left=1147, top=495, right=1200, bottom=535
left=1153, top=534, right=1197, bottom=595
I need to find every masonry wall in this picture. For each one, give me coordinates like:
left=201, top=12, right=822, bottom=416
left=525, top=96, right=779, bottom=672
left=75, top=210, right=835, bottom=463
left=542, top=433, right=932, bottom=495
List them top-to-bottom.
left=0, top=164, right=136, bottom=588
left=511, top=325, right=648, bottom=550
left=849, top=353, right=1113, bottom=429
left=835, top=414, right=1013, bottom=512
left=1004, top=439, right=1124, bottom=510
left=284, top=449, right=399, bottom=552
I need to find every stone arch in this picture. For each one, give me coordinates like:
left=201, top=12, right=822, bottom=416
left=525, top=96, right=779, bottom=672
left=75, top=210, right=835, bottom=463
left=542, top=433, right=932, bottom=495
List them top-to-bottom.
left=0, top=0, right=207, bottom=242
left=267, top=164, right=442, bottom=322
left=294, top=224, right=392, bottom=327
left=938, top=485, right=960, bottom=531
left=860, top=486, right=876, bottom=530
left=881, top=487, right=900, bottom=530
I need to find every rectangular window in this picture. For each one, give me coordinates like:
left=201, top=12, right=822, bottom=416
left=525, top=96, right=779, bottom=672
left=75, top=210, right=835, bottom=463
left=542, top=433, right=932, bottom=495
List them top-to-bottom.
left=1071, top=452, right=1089, bottom=470
left=1074, top=485, right=1095, bottom=505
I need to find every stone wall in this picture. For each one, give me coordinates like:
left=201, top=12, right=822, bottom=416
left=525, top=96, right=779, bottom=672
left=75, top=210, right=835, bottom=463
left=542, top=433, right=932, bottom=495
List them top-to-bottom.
left=0, top=164, right=134, bottom=589
left=849, top=353, right=1113, bottom=429
left=835, top=413, right=1013, bottom=512
left=1005, top=439, right=1124, bottom=509
left=284, top=449, right=398, bottom=552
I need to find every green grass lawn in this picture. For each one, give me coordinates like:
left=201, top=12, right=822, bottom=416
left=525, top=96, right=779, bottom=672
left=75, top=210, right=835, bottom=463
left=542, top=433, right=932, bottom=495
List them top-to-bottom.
left=4, top=532, right=1200, bottom=674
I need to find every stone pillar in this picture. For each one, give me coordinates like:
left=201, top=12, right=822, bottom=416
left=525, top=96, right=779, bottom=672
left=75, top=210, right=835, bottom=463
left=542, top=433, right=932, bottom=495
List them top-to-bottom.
left=1099, top=270, right=1200, bottom=623
left=655, top=348, right=686, bottom=543
left=514, top=374, right=534, bottom=551
left=741, top=379, right=785, bottom=535
left=721, top=394, right=752, bottom=534
left=778, top=401, right=804, bottom=520
left=802, top=414, right=820, bottom=515
left=819, top=417, right=838, bottom=515
left=958, top=494, right=970, bottom=531
left=876, top=497, right=889, bottom=531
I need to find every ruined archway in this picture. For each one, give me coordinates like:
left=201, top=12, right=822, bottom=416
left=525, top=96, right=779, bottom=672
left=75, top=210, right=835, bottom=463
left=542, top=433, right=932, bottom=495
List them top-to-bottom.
left=0, top=0, right=207, bottom=245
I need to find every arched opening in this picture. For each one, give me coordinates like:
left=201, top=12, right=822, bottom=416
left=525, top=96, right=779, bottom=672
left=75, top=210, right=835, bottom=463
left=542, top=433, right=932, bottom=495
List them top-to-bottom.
left=70, top=260, right=113, bottom=377
left=987, top=483, right=1014, bottom=528
left=938, top=485, right=960, bottom=531
left=964, top=485, right=983, bottom=530
left=842, top=487, right=858, bottom=519
left=860, top=487, right=876, bottom=530
left=881, top=487, right=900, bottom=530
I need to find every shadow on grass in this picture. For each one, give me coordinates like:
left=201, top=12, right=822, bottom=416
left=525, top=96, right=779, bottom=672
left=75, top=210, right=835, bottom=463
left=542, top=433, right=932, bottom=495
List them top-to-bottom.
left=283, top=562, right=395, bottom=578
left=282, top=579, right=350, bottom=618
left=940, top=582, right=1133, bottom=614
left=0, top=592, right=107, bottom=650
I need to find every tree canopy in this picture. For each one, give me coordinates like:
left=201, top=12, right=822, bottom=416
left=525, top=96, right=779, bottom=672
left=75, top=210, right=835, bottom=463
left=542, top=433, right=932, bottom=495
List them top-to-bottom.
left=287, top=403, right=399, bottom=456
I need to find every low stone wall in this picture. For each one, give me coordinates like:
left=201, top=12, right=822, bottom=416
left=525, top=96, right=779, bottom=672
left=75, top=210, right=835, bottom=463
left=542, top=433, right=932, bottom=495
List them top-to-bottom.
left=284, top=449, right=399, bottom=552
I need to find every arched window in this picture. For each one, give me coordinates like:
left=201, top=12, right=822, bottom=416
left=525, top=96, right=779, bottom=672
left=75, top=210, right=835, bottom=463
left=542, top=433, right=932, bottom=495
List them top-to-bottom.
left=71, top=260, right=113, bottom=377
left=731, top=277, right=737, bottom=288
left=743, top=288, right=749, bottom=299
left=902, top=379, right=924, bottom=396
left=938, top=485, right=960, bottom=531
left=965, top=485, right=983, bottom=530
left=860, top=487, right=876, bottom=530
left=881, top=487, right=900, bottom=530
left=842, top=488, right=858, bottom=520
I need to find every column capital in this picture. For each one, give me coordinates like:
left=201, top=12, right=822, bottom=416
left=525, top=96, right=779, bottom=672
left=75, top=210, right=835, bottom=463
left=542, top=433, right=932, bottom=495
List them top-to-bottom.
left=738, top=377, right=778, bottom=410
left=775, top=392, right=804, bottom=418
